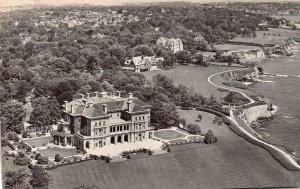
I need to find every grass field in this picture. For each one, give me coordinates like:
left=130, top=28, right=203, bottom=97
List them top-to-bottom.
left=231, top=28, right=300, bottom=45
left=143, top=66, right=232, bottom=99
left=176, top=108, right=232, bottom=137
left=154, top=130, right=186, bottom=140
left=49, top=131, right=300, bottom=189
left=24, top=136, right=53, bottom=147
left=39, top=147, right=79, bottom=158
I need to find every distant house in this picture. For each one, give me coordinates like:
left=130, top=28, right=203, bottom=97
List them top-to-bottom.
left=156, top=37, right=183, bottom=53
left=215, top=44, right=265, bottom=62
left=123, top=56, right=162, bottom=73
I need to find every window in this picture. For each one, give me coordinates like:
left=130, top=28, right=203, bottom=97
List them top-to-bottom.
left=139, top=116, right=141, bottom=120
left=143, top=116, right=145, bottom=120
left=135, top=117, right=137, bottom=121
left=99, top=121, right=101, bottom=126
left=103, top=121, right=105, bottom=125
left=95, top=122, right=97, bottom=127
left=117, top=126, right=119, bottom=132
left=120, top=126, right=123, bottom=131
left=110, top=127, right=112, bottom=133
left=113, top=127, right=116, bottom=132
left=95, top=131, right=98, bottom=136
left=96, top=143, right=98, bottom=147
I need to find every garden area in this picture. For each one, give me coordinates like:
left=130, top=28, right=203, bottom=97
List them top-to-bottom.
left=154, top=130, right=186, bottom=140
left=24, top=136, right=53, bottom=148
left=39, top=147, right=81, bottom=158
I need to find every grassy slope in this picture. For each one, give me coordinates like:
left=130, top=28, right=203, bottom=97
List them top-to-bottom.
left=143, top=66, right=232, bottom=98
left=49, top=132, right=300, bottom=189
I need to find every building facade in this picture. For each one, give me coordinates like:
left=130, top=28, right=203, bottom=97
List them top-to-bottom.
left=156, top=37, right=183, bottom=53
left=123, top=56, right=162, bottom=72
left=62, top=92, right=154, bottom=150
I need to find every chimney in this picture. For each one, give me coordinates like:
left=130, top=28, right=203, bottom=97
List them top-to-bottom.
left=94, top=91, right=99, bottom=97
left=100, top=91, right=107, bottom=98
left=116, top=91, right=121, bottom=97
left=128, top=92, right=133, bottom=100
left=86, top=93, right=90, bottom=98
left=127, top=100, right=132, bottom=112
left=64, top=101, right=68, bottom=111
left=88, top=102, right=93, bottom=108
left=103, top=104, right=107, bottom=114
left=70, top=105, right=74, bottom=114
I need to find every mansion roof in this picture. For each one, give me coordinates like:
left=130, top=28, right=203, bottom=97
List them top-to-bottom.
left=64, top=92, right=150, bottom=119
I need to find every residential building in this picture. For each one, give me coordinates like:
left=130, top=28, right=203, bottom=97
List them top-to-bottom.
left=156, top=37, right=183, bottom=53
left=123, top=56, right=162, bottom=73
left=61, top=92, right=154, bottom=150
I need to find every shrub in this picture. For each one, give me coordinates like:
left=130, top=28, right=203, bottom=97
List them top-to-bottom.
left=198, top=114, right=203, bottom=121
left=187, top=124, right=201, bottom=135
left=7, top=132, right=17, bottom=140
left=22, top=132, right=28, bottom=138
left=13, top=135, right=19, bottom=142
left=1, top=139, right=7, bottom=146
left=17, top=141, right=27, bottom=149
left=167, top=148, right=171, bottom=152
left=148, top=151, right=152, bottom=155
left=15, top=152, right=29, bottom=166
left=35, top=153, right=41, bottom=160
left=54, top=154, right=61, bottom=162
left=126, top=155, right=130, bottom=159
left=37, top=156, right=49, bottom=164
left=106, top=157, right=110, bottom=163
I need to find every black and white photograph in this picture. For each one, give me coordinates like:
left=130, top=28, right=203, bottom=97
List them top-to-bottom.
left=1, top=0, right=300, bottom=188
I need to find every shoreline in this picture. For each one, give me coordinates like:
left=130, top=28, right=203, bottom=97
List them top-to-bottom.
left=207, top=66, right=300, bottom=171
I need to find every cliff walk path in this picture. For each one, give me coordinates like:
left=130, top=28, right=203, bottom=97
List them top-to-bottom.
left=207, top=68, right=300, bottom=171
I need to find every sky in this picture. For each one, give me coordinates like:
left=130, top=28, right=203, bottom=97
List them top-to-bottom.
left=0, top=0, right=299, bottom=7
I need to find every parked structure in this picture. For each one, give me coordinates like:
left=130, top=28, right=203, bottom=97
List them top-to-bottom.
left=156, top=37, right=183, bottom=53
left=123, top=56, right=162, bottom=72
left=60, top=92, right=154, bottom=150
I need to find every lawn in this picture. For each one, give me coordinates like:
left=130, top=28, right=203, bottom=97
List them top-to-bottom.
left=230, top=28, right=300, bottom=45
left=143, top=65, right=232, bottom=99
left=176, top=108, right=232, bottom=137
left=154, top=130, right=186, bottom=140
left=49, top=132, right=300, bottom=189
left=24, top=136, right=53, bottom=147
left=39, top=147, right=80, bottom=158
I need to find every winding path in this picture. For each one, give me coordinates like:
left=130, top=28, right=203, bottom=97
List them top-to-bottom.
left=207, top=67, right=300, bottom=170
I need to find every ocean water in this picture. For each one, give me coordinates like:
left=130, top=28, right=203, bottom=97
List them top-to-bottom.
left=251, top=44, right=300, bottom=155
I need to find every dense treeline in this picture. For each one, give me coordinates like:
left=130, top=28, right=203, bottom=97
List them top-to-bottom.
left=0, top=4, right=277, bottom=134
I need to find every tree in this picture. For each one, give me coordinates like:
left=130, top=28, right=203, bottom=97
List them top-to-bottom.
left=175, top=50, right=192, bottom=63
left=30, top=97, right=62, bottom=129
left=0, top=101, right=26, bottom=134
left=198, top=114, right=203, bottom=122
left=187, top=124, right=201, bottom=135
left=204, top=130, right=216, bottom=144
left=54, top=154, right=60, bottom=162
left=30, top=165, right=52, bottom=189
left=5, top=168, right=31, bottom=189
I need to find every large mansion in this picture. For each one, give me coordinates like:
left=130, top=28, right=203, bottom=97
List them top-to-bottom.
left=156, top=37, right=183, bottom=53
left=61, top=92, right=154, bottom=150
